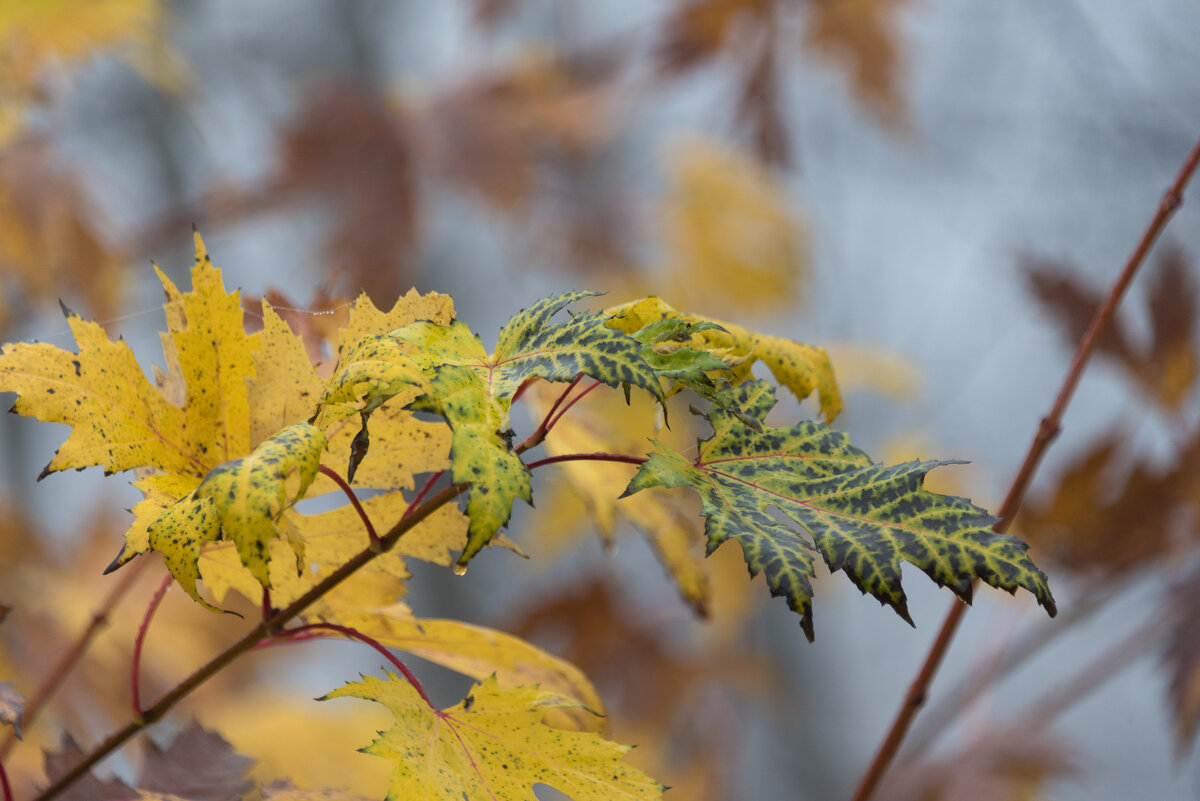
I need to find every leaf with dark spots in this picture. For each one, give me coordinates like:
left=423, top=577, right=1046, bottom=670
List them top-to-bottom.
left=623, top=381, right=1055, bottom=639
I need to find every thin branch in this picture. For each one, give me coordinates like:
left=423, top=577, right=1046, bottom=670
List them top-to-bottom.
left=849, top=130, right=1200, bottom=801
left=513, top=375, right=585, bottom=455
left=524, top=452, right=647, bottom=471
left=318, top=464, right=378, bottom=549
left=30, top=481, right=468, bottom=801
left=0, top=557, right=149, bottom=760
left=130, top=574, right=172, bottom=720
left=901, top=576, right=1129, bottom=757
left=274, top=623, right=434, bottom=707
left=1, top=757, right=12, bottom=801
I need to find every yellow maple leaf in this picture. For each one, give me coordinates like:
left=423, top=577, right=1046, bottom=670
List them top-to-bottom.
left=658, top=135, right=809, bottom=316
left=323, top=673, right=663, bottom=801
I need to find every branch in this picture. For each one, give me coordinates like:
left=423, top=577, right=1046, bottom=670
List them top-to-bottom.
left=849, top=130, right=1200, bottom=801
left=524, top=452, right=647, bottom=470
left=30, top=481, right=468, bottom=801
left=0, top=557, right=149, bottom=760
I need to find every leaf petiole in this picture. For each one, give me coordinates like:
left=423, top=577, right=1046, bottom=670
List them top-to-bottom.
left=524, top=452, right=647, bottom=471
left=317, top=464, right=379, bottom=551
left=130, top=574, right=172, bottom=721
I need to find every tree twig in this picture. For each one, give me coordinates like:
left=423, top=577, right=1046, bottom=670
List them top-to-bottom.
left=849, top=130, right=1200, bottom=801
left=29, top=481, right=467, bottom=801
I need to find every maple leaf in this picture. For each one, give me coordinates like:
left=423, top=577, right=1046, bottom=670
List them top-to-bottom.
left=805, top=0, right=911, bottom=125
left=656, top=136, right=809, bottom=315
left=1025, top=247, right=1199, bottom=413
left=364, top=290, right=664, bottom=568
left=606, top=295, right=842, bottom=423
left=623, top=381, right=1056, bottom=640
left=146, top=421, right=327, bottom=608
left=315, top=602, right=605, bottom=731
left=322, top=673, right=664, bottom=801
left=136, top=720, right=255, bottom=801
left=43, top=734, right=137, bottom=801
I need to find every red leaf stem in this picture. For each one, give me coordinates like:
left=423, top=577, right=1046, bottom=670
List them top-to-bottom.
left=524, top=452, right=647, bottom=471
left=318, top=464, right=378, bottom=548
left=131, top=574, right=172, bottom=720
left=279, top=623, right=434, bottom=708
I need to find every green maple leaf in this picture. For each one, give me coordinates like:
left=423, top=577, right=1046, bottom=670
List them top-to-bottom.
left=379, top=290, right=664, bottom=567
left=623, top=381, right=1056, bottom=640
left=323, top=673, right=663, bottom=801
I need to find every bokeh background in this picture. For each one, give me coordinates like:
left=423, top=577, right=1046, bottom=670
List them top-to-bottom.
left=3, top=1, right=1200, bottom=799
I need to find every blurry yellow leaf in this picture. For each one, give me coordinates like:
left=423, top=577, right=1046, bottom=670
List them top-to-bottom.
left=658, top=135, right=808, bottom=315
left=824, top=342, right=921, bottom=402
left=319, top=603, right=604, bottom=730
left=323, top=674, right=663, bottom=801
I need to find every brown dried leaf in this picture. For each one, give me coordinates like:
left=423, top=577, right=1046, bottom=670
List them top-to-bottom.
left=656, top=0, right=767, bottom=73
left=805, top=0, right=911, bottom=126
left=417, top=51, right=617, bottom=211
left=271, top=82, right=418, bottom=306
left=0, top=139, right=127, bottom=332
left=1025, top=249, right=1199, bottom=412
left=1018, top=434, right=1186, bottom=575
left=1165, top=564, right=1200, bottom=754
left=137, top=720, right=254, bottom=801
left=43, top=734, right=136, bottom=801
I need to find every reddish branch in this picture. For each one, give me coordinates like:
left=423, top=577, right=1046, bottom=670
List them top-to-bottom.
left=849, top=131, right=1200, bottom=801
left=524, top=452, right=647, bottom=470
left=130, top=574, right=172, bottom=720
left=1, top=758, right=12, bottom=801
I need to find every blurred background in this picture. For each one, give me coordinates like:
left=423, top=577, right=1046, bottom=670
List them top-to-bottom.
left=3, top=1, right=1200, bottom=799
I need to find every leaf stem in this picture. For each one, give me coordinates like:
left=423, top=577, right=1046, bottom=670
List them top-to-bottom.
left=849, top=130, right=1200, bottom=801
left=513, top=374, right=584, bottom=455
left=547, top=380, right=603, bottom=432
left=524, top=452, right=647, bottom=470
left=318, top=464, right=379, bottom=549
left=404, top=470, right=445, bottom=520
left=29, top=481, right=468, bottom=801
left=0, top=556, right=149, bottom=760
left=130, top=574, right=172, bottom=720
left=275, top=623, right=434, bottom=708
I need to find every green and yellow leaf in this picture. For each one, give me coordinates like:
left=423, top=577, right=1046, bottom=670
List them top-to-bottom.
left=381, top=290, right=665, bottom=567
left=605, top=295, right=841, bottom=422
left=623, top=381, right=1056, bottom=639
left=148, top=421, right=326, bottom=606
left=323, top=674, right=663, bottom=801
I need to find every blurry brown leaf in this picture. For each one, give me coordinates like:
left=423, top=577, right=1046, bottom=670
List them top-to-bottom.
left=469, top=0, right=521, bottom=28
left=657, top=0, right=767, bottom=73
left=805, top=0, right=911, bottom=125
left=738, top=31, right=790, bottom=166
left=417, top=51, right=618, bottom=211
left=270, top=83, right=417, bottom=306
left=0, top=139, right=127, bottom=333
left=1025, top=248, right=1199, bottom=413
left=1018, top=434, right=1186, bottom=575
left=1165, top=564, right=1200, bottom=754
left=0, top=681, right=24, bottom=739
left=137, top=720, right=254, bottom=801
left=881, top=729, right=1074, bottom=801
left=43, top=734, right=136, bottom=801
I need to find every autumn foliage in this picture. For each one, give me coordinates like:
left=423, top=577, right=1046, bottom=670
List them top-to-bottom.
left=1, top=3, right=1199, bottom=801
